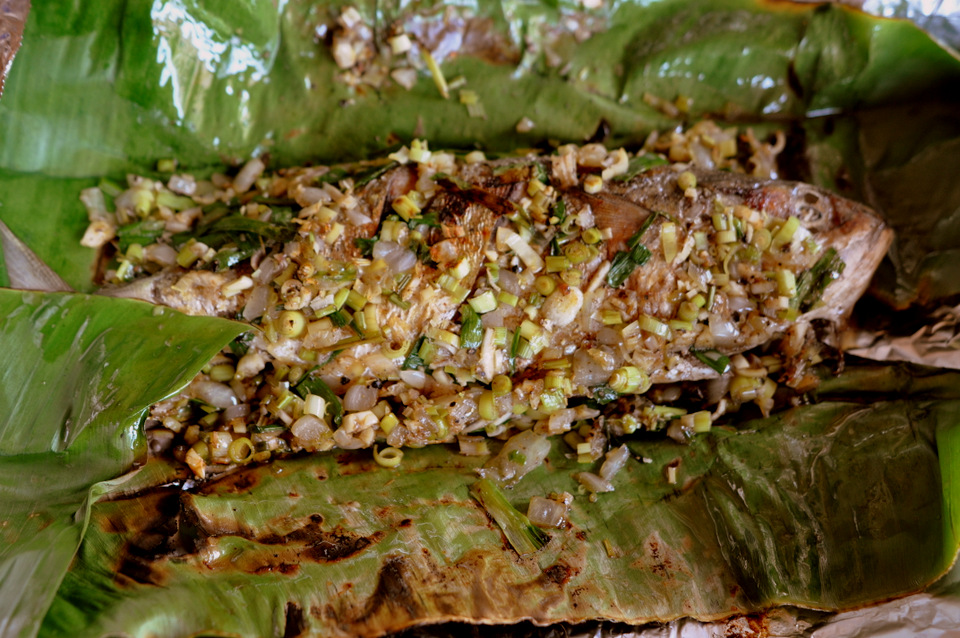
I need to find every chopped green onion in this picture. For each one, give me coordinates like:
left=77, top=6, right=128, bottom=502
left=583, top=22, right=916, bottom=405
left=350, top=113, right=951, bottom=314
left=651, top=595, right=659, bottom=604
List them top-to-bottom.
left=677, top=171, right=697, bottom=191
left=392, top=194, right=421, bottom=220
left=606, top=214, right=657, bottom=288
left=771, top=216, right=800, bottom=249
left=661, top=222, right=678, bottom=263
left=582, top=228, right=603, bottom=245
left=716, top=229, right=737, bottom=244
left=564, top=241, right=591, bottom=265
left=792, top=247, right=846, bottom=312
left=545, top=255, right=571, bottom=273
left=775, top=269, right=797, bottom=297
left=534, top=275, right=557, bottom=297
left=469, top=290, right=498, bottom=314
left=498, top=291, right=520, bottom=307
left=388, top=292, right=411, bottom=309
left=601, top=309, right=623, bottom=325
left=278, top=310, right=307, bottom=338
left=637, top=314, right=670, bottom=338
left=518, top=320, right=548, bottom=355
left=690, top=348, right=731, bottom=374
left=609, top=366, right=650, bottom=394
left=292, top=374, right=343, bottom=426
left=492, top=374, right=512, bottom=396
left=538, top=388, right=566, bottom=413
left=479, top=391, right=498, bottom=420
left=379, top=413, right=399, bottom=434
left=228, top=437, right=255, bottom=464
left=373, top=445, right=404, bottom=468
left=470, top=479, right=549, bottom=555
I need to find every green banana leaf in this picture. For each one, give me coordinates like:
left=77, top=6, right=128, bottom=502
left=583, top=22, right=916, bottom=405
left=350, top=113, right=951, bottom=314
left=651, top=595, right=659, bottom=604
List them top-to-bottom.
left=1, top=0, right=960, bottom=636
left=0, top=290, right=246, bottom=638
left=36, top=372, right=960, bottom=637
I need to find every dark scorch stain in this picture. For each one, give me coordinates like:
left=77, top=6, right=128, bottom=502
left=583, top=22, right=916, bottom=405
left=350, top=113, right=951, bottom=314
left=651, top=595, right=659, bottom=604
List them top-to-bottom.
left=283, top=602, right=306, bottom=638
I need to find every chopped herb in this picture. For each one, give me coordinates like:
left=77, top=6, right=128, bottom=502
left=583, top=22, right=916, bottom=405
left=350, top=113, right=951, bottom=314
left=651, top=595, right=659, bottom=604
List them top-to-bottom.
left=612, top=154, right=670, bottom=182
left=353, top=161, right=398, bottom=187
left=534, top=162, right=550, bottom=185
left=316, top=166, right=349, bottom=185
left=551, top=199, right=566, bottom=224
left=407, top=210, right=441, bottom=229
left=606, top=213, right=658, bottom=288
left=116, top=219, right=165, bottom=251
left=354, top=236, right=377, bottom=257
left=213, top=243, right=259, bottom=271
left=792, top=248, right=846, bottom=312
left=460, top=305, right=483, bottom=350
left=228, top=331, right=254, bottom=357
left=402, top=336, right=427, bottom=370
left=690, top=349, right=732, bottom=374
left=292, top=374, right=343, bottom=426
left=590, top=385, right=620, bottom=405
left=250, top=424, right=286, bottom=434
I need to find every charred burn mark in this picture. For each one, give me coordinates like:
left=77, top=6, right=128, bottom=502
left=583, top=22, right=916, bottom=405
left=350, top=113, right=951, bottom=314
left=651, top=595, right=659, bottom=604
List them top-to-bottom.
left=786, top=59, right=804, bottom=100
left=587, top=118, right=612, bottom=144
left=195, top=466, right=261, bottom=495
left=100, top=488, right=181, bottom=535
left=112, top=488, right=383, bottom=582
left=258, top=519, right=384, bottom=564
left=306, top=528, right=383, bottom=563
left=116, top=554, right=167, bottom=587
left=362, top=556, right=423, bottom=620
left=540, top=562, right=577, bottom=587
left=283, top=602, right=306, bottom=638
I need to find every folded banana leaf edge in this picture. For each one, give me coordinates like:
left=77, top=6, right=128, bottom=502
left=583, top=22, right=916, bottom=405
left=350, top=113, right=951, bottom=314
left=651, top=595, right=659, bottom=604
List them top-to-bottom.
left=1, top=1, right=960, bottom=637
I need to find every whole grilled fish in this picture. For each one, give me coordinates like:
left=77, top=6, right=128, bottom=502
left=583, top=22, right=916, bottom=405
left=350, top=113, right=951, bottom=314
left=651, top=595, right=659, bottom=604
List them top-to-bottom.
left=89, top=143, right=891, bottom=464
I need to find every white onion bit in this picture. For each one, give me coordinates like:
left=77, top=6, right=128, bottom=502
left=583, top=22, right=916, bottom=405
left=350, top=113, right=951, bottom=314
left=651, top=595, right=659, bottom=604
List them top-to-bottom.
left=192, top=381, right=238, bottom=409
left=599, top=444, right=630, bottom=481
left=527, top=496, right=568, bottom=528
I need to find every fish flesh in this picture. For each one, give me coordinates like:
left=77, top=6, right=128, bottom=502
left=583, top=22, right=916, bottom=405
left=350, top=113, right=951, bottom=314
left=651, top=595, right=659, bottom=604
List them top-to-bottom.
left=88, top=143, right=892, bottom=472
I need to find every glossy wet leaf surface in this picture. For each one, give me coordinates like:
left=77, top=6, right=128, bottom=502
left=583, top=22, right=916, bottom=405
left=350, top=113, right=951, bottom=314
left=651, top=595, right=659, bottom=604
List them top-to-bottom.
left=0, top=291, right=246, bottom=638
left=39, top=384, right=960, bottom=637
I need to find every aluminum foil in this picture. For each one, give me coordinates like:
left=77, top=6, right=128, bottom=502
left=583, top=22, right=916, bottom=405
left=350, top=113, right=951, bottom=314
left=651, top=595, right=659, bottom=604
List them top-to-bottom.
left=0, top=0, right=28, bottom=98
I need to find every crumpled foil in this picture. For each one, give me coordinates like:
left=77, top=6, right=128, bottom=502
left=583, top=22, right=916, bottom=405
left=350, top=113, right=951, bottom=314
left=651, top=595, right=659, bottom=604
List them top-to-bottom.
left=0, top=0, right=28, bottom=98
left=1, top=0, right=958, bottom=637
left=845, top=303, right=960, bottom=369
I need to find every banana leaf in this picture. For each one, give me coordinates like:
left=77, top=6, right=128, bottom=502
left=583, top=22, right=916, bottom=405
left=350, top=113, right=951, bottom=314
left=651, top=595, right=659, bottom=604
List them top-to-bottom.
left=1, top=0, right=960, bottom=636
left=0, top=290, right=246, bottom=638
left=36, top=372, right=960, bottom=637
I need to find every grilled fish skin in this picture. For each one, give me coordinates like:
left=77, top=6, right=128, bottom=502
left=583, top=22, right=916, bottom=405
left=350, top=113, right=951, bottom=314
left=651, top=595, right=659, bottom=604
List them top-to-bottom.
left=93, top=144, right=891, bottom=457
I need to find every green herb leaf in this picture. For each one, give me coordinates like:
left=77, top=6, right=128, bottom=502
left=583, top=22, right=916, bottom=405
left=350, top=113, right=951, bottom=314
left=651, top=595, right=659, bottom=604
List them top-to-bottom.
left=460, top=305, right=483, bottom=350
left=402, top=335, right=427, bottom=370
left=690, top=349, right=732, bottom=374
left=590, top=385, right=620, bottom=405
